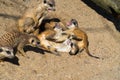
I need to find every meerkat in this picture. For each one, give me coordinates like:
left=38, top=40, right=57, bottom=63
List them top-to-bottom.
left=18, top=0, right=56, bottom=35
left=43, top=18, right=67, bottom=30
left=59, top=19, right=100, bottom=59
left=41, top=22, right=69, bottom=43
left=37, top=23, right=75, bottom=55
left=37, top=29, right=59, bottom=55
left=0, top=30, right=40, bottom=57
left=37, top=31, right=78, bottom=55
left=55, top=37, right=79, bottom=54
left=0, top=47, right=14, bottom=62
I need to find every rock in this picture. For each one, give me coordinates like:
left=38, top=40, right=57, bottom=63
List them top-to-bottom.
left=90, top=0, right=120, bottom=18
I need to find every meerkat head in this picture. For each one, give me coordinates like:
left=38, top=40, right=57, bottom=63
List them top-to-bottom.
left=43, top=0, right=56, bottom=11
left=66, top=19, right=78, bottom=29
left=28, top=35, right=40, bottom=47
left=69, top=42, right=79, bottom=55
left=0, top=47, right=14, bottom=59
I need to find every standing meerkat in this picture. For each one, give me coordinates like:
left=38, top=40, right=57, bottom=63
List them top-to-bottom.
left=18, top=0, right=56, bottom=35
left=60, top=19, right=100, bottom=59
left=0, top=30, right=40, bottom=57
left=0, top=47, right=14, bottom=62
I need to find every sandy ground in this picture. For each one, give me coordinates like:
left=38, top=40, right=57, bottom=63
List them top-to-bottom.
left=0, top=0, right=120, bottom=80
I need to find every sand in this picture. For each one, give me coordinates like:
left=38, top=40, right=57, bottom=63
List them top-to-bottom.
left=0, top=0, right=120, bottom=80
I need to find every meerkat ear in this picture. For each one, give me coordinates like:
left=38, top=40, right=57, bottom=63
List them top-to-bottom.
left=43, top=0, right=47, bottom=3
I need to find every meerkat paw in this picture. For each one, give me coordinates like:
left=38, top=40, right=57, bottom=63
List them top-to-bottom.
left=51, top=49, right=61, bottom=56
left=18, top=50, right=29, bottom=58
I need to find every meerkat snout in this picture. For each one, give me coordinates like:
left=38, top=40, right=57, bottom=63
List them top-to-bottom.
left=44, top=0, right=56, bottom=11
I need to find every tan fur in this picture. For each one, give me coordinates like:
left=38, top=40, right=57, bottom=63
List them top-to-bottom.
left=18, top=0, right=56, bottom=35
left=45, top=11, right=70, bottom=28
left=60, top=19, right=100, bottom=59
left=44, top=20, right=67, bottom=30
left=42, top=22, right=69, bottom=43
left=64, top=28, right=89, bottom=54
left=37, top=29, right=58, bottom=54
left=0, top=30, right=40, bottom=57
left=37, top=30, right=77, bottom=55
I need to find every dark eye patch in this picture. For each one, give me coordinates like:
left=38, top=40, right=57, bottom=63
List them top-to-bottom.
left=44, top=0, right=47, bottom=3
left=49, top=3, right=53, bottom=7
left=72, top=20, right=78, bottom=27
left=73, top=22, right=76, bottom=25
left=23, top=29, right=27, bottom=33
left=31, top=39, right=34, bottom=43
left=37, top=42, right=40, bottom=45
left=71, top=43, right=73, bottom=47
left=0, top=48, right=3, bottom=52
left=6, top=51, right=11, bottom=54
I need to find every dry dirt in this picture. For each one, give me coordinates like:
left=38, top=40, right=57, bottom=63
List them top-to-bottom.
left=0, top=0, right=120, bottom=80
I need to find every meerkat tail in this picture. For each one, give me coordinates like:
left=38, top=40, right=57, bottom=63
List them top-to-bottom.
left=85, top=47, right=100, bottom=59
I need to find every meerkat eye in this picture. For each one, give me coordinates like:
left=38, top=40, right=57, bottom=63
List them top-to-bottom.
left=44, top=0, right=47, bottom=3
left=49, top=3, right=53, bottom=7
left=72, top=21, right=78, bottom=27
left=73, top=22, right=76, bottom=25
left=23, top=29, right=26, bottom=32
left=31, top=39, right=35, bottom=43
left=37, top=42, right=40, bottom=45
left=71, top=43, right=73, bottom=47
left=0, top=48, right=3, bottom=52
left=6, top=51, right=11, bottom=54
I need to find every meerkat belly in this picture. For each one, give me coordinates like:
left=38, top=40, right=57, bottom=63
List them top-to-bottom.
left=55, top=39, right=72, bottom=52
left=78, top=40, right=84, bottom=48
left=56, top=44, right=71, bottom=52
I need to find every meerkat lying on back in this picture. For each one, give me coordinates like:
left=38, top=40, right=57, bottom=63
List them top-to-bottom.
left=18, top=0, right=56, bottom=35
left=53, top=19, right=99, bottom=59
left=58, top=19, right=100, bottom=59
left=37, top=22, right=77, bottom=55
left=40, top=22, right=69, bottom=43
left=37, top=29, right=59, bottom=55
left=0, top=30, right=40, bottom=57
left=37, top=30, right=78, bottom=55
left=0, top=47, right=14, bottom=62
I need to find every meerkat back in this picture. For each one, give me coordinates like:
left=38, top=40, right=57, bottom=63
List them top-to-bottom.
left=0, top=30, right=21, bottom=48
